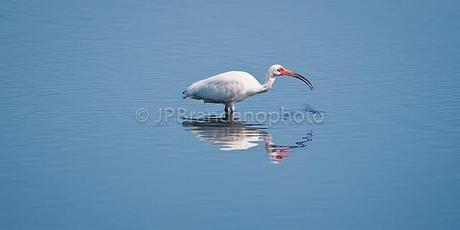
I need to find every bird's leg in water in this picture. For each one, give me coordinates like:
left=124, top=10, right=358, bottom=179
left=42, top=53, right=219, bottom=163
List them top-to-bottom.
left=224, top=103, right=235, bottom=120
left=224, top=105, right=230, bottom=120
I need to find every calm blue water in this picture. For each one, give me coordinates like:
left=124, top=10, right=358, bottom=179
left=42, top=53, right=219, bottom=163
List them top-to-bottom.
left=1, top=0, right=460, bottom=229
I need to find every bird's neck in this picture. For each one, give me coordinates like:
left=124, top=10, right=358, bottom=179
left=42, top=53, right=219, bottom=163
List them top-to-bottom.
left=259, top=72, right=276, bottom=93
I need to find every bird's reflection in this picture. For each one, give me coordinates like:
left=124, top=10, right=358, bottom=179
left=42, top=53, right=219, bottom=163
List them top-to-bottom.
left=182, top=116, right=313, bottom=164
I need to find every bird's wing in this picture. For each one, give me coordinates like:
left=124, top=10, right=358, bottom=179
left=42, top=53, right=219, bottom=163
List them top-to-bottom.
left=183, top=71, right=258, bottom=103
left=189, top=78, right=245, bottom=103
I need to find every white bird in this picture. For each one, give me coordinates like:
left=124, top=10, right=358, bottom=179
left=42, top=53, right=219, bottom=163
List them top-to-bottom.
left=182, top=64, right=314, bottom=118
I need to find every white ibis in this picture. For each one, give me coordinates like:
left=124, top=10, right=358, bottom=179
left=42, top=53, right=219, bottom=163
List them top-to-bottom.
left=182, top=64, right=314, bottom=118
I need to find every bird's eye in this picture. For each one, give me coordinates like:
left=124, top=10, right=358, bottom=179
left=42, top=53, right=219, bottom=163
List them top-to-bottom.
left=277, top=68, right=283, bottom=72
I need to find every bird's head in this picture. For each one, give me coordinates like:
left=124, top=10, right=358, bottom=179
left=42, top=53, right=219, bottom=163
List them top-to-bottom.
left=268, top=64, right=315, bottom=91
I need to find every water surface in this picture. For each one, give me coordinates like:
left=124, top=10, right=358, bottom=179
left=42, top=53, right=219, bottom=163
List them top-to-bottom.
left=1, top=0, right=460, bottom=229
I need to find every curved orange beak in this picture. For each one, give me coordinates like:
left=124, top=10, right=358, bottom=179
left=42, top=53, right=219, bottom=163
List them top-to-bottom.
left=280, top=68, right=315, bottom=91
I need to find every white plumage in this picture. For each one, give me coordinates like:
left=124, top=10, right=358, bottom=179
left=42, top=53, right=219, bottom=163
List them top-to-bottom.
left=183, top=64, right=314, bottom=118
left=183, top=71, right=262, bottom=104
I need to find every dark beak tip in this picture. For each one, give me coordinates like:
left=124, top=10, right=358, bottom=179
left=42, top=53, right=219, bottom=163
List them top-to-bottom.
left=292, top=73, right=315, bottom=92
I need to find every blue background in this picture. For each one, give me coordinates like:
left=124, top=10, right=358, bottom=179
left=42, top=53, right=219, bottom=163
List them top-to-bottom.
left=1, top=0, right=459, bottom=229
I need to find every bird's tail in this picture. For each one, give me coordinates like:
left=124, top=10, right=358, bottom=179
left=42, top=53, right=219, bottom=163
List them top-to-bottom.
left=182, top=90, right=189, bottom=99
